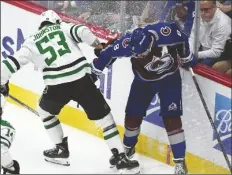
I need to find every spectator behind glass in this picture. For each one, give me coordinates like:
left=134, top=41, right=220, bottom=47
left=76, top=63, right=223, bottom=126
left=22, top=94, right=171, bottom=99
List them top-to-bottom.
left=174, top=0, right=195, bottom=36
left=189, top=0, right=231, bottom=67
left=217, top=0, right=232, bottom=18
left=30, top=1, right=49, bottom=8
left=52, top=1, right=80, bottom=15
left=53, top=1, right=70, bottom=14
left=76, top=1, right=147, bottom=31
left=77, top=1, right=121, bottom=28
left=138, top=1, right=195, bottom=36
left=212, top=34, right=232, bottom=77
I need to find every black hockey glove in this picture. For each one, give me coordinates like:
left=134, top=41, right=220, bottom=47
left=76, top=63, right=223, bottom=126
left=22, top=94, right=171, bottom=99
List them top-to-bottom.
left=94, top=43, right=107, bottom=57
left=90, top=73, right=98, bottom=83
left=0, top=82, right=9, bottom=97
left=2, top=160, right=20, bottom=174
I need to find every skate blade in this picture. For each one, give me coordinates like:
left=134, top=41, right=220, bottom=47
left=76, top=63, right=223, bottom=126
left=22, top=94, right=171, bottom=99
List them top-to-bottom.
left=44, top=157, right=70, bottom=166
left=118, top=167, right=140, bottom=174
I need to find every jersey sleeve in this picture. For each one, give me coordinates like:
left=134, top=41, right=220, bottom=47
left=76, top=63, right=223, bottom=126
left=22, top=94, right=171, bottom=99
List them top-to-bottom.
left=63, top=22, right=97, bottom=46
left=165, top=23, right=192, bottom=59
left=176, top=30, right=192, bottom=59
left=92, top=33, right=133, bottom=73
left=1, top=40, right=31, bottom=85
left=1, top=120, right=16, bottom=149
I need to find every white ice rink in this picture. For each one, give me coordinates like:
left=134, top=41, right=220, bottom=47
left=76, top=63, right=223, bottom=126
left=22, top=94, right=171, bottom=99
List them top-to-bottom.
left=1, top=102, right=175, bottom=174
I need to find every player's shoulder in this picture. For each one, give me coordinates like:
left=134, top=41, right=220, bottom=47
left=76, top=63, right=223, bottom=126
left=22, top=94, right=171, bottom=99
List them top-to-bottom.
left=60, top=21, right=87, bottom=31
left=60, top=21, right=74, bottom=28
left=21, top=32, right=35, bottom=47
left=118, top=32, right=131, bottom=45
left=1, top=119, right=15, bottom=130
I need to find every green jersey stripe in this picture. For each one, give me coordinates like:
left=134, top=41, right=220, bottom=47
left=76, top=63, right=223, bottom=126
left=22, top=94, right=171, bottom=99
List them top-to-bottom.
left=70, top=24, right=84, bottom=43
left=70, top=25, right=79, bottom=43
left=74, top=25, right=84, bottom=42
left=8, top=56, right=20, bottom=70
left=43, top=57, right=86, bottom=72
left=2, top=60, right=15, bottom=73
left=43, top=63, right=91, bottom=79
left=1, top=120, right=15, bottom=130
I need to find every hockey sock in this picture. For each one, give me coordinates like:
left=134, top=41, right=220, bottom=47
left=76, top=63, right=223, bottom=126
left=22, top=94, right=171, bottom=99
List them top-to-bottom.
left=95, top=113, right=124, bottom=153
left=42, top=115, right=64, bottom=144
left=123, top=115, right=143, bottom=147
left=123, top=126, right=140, bottom=147
left=167, top=128, right=186, bottom=159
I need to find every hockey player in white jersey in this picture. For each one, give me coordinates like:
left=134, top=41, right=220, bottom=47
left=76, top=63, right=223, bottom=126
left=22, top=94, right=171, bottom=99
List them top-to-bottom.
left=0, top=10, right=139, bottom=173
left=1, top=94, right=20, bottom=174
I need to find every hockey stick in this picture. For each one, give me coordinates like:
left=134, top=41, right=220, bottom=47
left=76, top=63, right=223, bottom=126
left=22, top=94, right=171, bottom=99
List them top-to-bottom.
left=189, top=67, right=232, bottom=173
left=8, top=94, right=39, bottom=117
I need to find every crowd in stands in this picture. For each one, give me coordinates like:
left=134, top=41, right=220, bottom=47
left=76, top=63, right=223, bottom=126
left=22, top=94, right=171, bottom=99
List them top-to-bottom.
left=31, top=0, right=232, bottom=77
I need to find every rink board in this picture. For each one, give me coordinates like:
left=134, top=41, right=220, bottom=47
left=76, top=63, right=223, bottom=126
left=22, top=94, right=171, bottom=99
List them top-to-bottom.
left=1, top=1, right=231, bottom=174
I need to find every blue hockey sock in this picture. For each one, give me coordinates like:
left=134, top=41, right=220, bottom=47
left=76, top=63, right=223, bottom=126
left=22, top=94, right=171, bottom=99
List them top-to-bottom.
left=123, top=126, right=141, bottom=147
left=167, top=129, right=186, bottom=159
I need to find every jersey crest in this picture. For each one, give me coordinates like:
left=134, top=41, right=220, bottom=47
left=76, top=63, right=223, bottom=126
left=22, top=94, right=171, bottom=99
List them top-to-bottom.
left=160, top=26, right=171, bottom=36
left=122, top=38, right=130, bottom=48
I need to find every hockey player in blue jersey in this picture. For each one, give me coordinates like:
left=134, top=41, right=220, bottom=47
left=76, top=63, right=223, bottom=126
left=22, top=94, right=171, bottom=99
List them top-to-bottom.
left=91, top=22, right=197, bottom=174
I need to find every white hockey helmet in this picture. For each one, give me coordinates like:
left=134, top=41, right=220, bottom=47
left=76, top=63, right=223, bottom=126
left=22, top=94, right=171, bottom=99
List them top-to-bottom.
left=39, top=10, right=62, bottom=25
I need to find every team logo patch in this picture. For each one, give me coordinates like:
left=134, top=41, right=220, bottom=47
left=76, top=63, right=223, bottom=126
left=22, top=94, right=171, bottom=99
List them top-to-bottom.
left=160, top=26, right=171, bottom=36
left=122, top=38, right=130, bottom=48
left=213, top=93, right=231, bottom=155
left=168, top=102, right=177, bottom=111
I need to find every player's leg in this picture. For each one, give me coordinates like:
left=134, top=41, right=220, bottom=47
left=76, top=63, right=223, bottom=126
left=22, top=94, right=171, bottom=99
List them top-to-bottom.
left=158, top=71, right=188, bottom=174
left=72, top=75, right=140, bottom=174
left=110, top=78, right=155, bottom=167
left=124, top=78, right=155, bottom=152
left=38, top=84, right=71, bottom=166
left=1, top=95, right=20, bottom=174
left=1, top=122, right=19, bottom=174
left=1, top=146, right=20, bottom=174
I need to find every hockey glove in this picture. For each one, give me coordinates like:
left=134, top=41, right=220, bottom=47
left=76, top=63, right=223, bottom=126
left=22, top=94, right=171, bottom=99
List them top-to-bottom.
left=94, top=39, right=117, bottom=57
left=94, top=43, right=107, bottom=57
left=180, top=54, right=197, bottom=69
left=106, top=58, right=117, bottom=68
left=90, top=59, right=102, bottom=83
left=90, top=73, right=98, bottom=83
left=0, top=82, right=9, bottom=97
left=2, top=160, right=20, bottom=174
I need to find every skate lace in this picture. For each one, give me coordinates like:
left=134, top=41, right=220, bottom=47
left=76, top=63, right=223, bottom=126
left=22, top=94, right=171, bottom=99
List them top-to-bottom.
left=44, top=146, right=58, bottom=154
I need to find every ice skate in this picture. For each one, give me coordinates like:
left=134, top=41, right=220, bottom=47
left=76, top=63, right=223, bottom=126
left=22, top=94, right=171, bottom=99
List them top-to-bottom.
left=44, top=137, right=70, bottom=166
left=110, top=145, right=135, bottom=168
left=110, top=148, right=140, bottom=174
left=173, top=158, right=188, bottom=174
left=2, top=160, right=20, bottom=174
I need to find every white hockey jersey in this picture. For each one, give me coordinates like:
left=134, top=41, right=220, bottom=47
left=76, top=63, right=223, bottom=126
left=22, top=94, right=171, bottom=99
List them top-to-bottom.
left=1, top=22, right=97, bottom=86
left=1, top=119, right=16, bottom=149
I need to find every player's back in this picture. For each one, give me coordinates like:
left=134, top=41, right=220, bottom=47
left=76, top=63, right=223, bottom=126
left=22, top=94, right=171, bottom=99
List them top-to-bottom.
left=20, top=22, right=91, bottom=85
left=130, top=22, right=189, bottom=81
left=144, top=22, right=187, bottom=47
